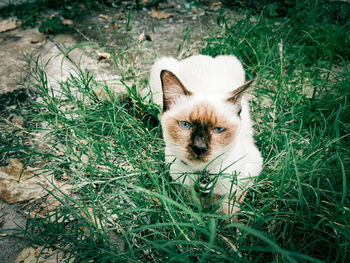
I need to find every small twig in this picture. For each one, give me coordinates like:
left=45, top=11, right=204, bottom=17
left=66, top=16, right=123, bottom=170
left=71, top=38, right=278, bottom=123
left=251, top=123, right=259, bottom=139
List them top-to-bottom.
left=74, top=27, right=92, bottom=42
left=19, top=198, right=41, bottom=210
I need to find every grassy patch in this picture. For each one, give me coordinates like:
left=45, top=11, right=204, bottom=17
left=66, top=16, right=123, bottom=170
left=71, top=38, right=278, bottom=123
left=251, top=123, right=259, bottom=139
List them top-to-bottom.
left=1, top=0, right=349, bottom=262
left=203, top=1, right=350, bottom=261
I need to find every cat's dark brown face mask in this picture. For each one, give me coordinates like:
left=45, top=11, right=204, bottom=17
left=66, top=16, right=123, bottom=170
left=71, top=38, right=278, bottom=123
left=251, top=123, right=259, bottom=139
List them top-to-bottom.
left=165, top=103, right=237, bottom=163
left=188, top=120, right=211, bottom=160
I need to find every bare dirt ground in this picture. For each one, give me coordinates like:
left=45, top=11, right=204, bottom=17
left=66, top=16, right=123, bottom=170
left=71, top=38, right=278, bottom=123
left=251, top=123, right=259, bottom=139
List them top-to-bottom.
left=0, top=1, right=240, bottom=262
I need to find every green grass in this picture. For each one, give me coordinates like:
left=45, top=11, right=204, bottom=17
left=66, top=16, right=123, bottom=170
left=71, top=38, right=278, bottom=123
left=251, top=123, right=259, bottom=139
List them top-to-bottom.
left=1, top=0, right=349, bottom=262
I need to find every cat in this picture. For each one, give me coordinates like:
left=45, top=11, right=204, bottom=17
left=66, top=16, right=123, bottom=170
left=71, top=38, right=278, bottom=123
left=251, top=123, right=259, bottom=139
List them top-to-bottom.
left=149, top=55, right=263, bottom=216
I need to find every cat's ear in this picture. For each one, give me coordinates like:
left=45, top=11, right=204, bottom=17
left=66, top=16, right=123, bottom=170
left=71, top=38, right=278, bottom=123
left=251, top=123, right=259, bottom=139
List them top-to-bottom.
left=160, top=70, right=192, bottom=111
left=227, top=78, right=256, bottom=114
left=228, top=78, right=256, bottom=102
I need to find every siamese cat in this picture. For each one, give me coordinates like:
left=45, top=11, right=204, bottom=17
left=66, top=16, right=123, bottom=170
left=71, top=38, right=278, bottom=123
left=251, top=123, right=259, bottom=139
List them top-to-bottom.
left=149, top=55, right=263, bottom=215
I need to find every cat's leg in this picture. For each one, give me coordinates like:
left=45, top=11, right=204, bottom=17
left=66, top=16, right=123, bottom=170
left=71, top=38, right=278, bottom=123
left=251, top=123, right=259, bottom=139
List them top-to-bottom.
left=221, top=172, right=257, bottom=216
left=217, top=190, right=248, bottom=223
left=221, top=190, right=247, bottom=214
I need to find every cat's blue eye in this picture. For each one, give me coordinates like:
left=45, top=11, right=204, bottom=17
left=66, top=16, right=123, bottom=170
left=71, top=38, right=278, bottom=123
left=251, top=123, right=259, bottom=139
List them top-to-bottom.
left=178, top=121, right=192, bottom=130
left=212, top=127, right=226, bottom=133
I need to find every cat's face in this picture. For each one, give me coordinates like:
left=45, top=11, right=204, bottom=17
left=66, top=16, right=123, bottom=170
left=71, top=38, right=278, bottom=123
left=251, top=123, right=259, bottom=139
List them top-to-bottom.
left=160, top=70, right=253, bottom=165
left=162, top=102, right=239, bottom=164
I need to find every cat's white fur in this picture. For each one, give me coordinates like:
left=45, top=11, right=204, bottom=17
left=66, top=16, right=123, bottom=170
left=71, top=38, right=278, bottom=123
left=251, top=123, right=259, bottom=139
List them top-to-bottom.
left=149, top=55, right=263, bottom=213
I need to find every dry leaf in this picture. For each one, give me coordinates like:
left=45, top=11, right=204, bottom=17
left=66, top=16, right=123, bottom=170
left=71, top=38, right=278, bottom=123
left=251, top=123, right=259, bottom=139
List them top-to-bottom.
left=212, top=1, right=222, bottom=6
left=156, top=2, right=175, bottom=10
left=163, top=3, right=175, bottom=9
left=151, top=9, right=173, bottom=19
left=99, top=14, right=108, bottom=20
left=0, top=18, right=20, bottom=33
left=62, top=19, right=73, bottom=26
left=106, top=23, right=115, bottom=32
left=138, top=32, right=145, bottom=42
left=31, top=34, right=48, bottom=43
left=97, top=52, right=111, bottom=60
left=92, top=84, right=125, bottom=101
left=92, top=87, right=104, bottom=100
left=10, top=115, right=24, bottom=127
left=79, top=139, right=88, bottom=145
left=71, top=146, right=90, bottom=164
left=81, top=154, right=89, bottom=164
left=0, top=159, right=58, bottom=204
left=41, top=194, right=62, bottom=211
left=149, top=196, right=161, bottom=205
left=20, top=199, right=37, bottom=210
left=25, top=200, right=75, bottom=223
left=78, top=207, right=104, bottom=236
left=85, top=207, right=103, bottom=227
left=22, top=209, right=46, bottom=219
left=15, top=246, right=71, bottom=263
left=14, top=247, right=36, bottom=263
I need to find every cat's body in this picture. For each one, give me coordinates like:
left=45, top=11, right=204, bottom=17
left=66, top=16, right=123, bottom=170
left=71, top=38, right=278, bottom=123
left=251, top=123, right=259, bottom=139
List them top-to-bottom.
left=149, top=55, right=262, bottom=214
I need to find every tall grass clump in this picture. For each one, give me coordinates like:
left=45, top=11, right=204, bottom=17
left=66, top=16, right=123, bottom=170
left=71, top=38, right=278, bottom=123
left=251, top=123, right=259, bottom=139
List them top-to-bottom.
left=0, top=0, right=349, bottom=262
left=203, top=0, right=350, bottom=261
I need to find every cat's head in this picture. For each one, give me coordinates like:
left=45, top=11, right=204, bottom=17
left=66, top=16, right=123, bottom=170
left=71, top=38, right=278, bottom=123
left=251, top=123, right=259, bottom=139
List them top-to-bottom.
left=160, top=69, right=254, bottom=165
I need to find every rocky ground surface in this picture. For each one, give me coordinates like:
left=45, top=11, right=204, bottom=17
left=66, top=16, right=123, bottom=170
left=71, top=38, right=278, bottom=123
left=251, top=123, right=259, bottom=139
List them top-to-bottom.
left=0, top=1, right=240, bottom=262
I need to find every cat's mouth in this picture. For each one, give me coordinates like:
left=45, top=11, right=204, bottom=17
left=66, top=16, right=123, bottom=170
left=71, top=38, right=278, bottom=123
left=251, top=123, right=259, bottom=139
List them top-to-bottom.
left=187, top=149, right=210, bottom=163
left=188, top=154, right=208, bottom=162
left=194, top=170, right=216, bottom=195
